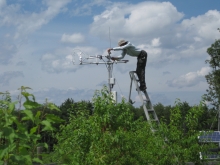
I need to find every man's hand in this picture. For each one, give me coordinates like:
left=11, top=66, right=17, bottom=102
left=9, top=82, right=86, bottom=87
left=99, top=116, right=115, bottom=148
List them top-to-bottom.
left=107, top=48, right=112, bottom=54
left=111, top=57, right=118, bottom=61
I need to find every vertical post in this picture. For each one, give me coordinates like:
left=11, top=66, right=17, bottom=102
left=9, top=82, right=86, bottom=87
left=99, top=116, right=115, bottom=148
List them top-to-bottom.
left=217, top=28, right=220, bottom=148
left=107, top=54, right=112, bottom=93
left=107, top=54, right=114, bottom=93
left=108, top=62, right=112, bottom=93
left=111, top=91, right=117, bottom=103
left=218, top=105, right=220, bottom=148
left=218, top=105, right=220, bottom=131
left=37, top=146, right=43, bottom=161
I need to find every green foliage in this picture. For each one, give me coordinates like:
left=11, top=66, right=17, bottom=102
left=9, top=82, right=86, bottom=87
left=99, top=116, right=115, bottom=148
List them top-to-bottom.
left=204, top=39, right=220, bottom=109
left=1, top=85, right=215, bottom=165
left=0, top=86, right=62, bottom=165
left=50, top=87, right=207, bottom=164
left=50, top=87, right=151, bottom=164
left=58, top=98, right=93, bottom=123
left=155, top=100, right=208, bottom=164
left=154, top=101, right=218, bottom=131
left=154, top=102, right=171, bottom=124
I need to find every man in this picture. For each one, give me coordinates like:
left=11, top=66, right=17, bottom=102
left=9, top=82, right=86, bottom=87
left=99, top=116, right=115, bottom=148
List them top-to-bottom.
left=107, top=39, right=147, bottom=91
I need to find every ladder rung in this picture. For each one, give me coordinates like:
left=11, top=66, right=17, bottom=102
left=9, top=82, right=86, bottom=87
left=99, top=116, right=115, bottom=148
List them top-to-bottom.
left=129, top=71, right=160, bottom=129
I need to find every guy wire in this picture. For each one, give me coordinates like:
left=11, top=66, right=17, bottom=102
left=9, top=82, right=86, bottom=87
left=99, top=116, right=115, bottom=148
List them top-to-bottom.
left=112, top=71, right=124, bottom=99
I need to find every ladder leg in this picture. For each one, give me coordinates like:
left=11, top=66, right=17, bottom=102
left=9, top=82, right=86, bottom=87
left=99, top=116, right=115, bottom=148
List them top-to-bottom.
left=129, top=71, right=160, bottom=128
left=129, top=72, right=134, bottom=104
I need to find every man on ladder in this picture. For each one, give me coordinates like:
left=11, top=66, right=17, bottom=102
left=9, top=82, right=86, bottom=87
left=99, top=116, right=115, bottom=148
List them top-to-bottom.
left=107, top=39, right=147, bottom=91
left=108, top=40, right=159, bottom=126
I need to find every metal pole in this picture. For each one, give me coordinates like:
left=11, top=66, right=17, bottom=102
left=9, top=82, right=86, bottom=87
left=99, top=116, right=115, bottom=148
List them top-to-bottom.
left=107, top=53, right=113, bottom=93
left=106, top=54, right=110, bottom=93
left=108, top=63, right=111, bottom=93
left=218, top=105, right=220, bottom=148
left=218, top=105, right=220, bottom=131
left=37, top=146, right=43, bottom=161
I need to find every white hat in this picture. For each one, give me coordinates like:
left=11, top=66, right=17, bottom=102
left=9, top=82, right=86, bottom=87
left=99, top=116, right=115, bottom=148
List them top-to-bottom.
left=118, top=39, right=127, bottom=46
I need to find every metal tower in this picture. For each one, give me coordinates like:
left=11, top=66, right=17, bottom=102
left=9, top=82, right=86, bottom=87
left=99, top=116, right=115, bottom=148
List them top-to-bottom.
left=72, top=50, right=128, bottom=101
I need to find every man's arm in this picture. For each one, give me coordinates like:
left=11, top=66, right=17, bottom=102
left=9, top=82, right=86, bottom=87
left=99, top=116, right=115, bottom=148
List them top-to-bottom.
left=107, top=42, right=131, bottom=53
left=112, top=42, right=132, bottom=50
left=107, top=43, right=131, bottom=59
left=107, top=50, right=126, bottom=60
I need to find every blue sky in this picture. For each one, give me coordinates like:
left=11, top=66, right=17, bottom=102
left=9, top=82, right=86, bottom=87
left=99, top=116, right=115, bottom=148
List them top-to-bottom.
left=1, top=0, right=220, bottom=107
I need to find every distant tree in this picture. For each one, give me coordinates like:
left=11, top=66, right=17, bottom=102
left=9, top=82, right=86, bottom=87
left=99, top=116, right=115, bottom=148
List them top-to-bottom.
left=204, top=39, right=220, bottom=109
left=59, top=98, right=93, bottom=123
left=59, top=98, right=75, bottom=122
left=154, top=101, right=218, bottom=131
left=178, top=101, right=191, bottom=133
left=154, top=102, right=171, bottom=124
left=130, top=105, right=145, bottom=120
left=198, top=105, right=218, bottom=130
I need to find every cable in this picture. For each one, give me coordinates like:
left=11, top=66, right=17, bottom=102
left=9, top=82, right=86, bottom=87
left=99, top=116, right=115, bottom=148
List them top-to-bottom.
left=112, top=71, right=125, bottom=99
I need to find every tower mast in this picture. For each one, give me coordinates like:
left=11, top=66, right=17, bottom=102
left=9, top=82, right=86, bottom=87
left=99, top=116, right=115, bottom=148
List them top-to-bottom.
left=73, top=50, right=128, bottom=100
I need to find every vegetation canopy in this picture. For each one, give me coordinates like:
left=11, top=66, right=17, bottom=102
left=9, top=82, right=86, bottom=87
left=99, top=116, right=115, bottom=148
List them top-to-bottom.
left=50, top=87, right=207, bottom=165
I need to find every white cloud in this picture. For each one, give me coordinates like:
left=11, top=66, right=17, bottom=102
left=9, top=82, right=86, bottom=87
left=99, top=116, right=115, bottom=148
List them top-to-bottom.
left=0, top=0, right=71, bottom=38
left=0, top=0, right=6, bottom=8
left=0, top=0, right=71, bottom=64
left=69, top=0, right=110, bottom=16
left=90, top=1, right=184, bottom=41
left=90, top=2, right=220, bottom=68
left=181, top=10, right=220, bottom=43
left=61, top=33, right=85, bottom=43
left=151, top=38, right=161, bottom=47
left=0, top=42, right=17, bottom=64
left=41, top=46, right=100, bottom=73
left=41, top=53, right=76, bottom=73
left=167, top=67, right=211, bottom=88
left=0, top=71, right=24, bottom=86
left=8, top=87, right=95, bottom=106
left=32, top=88, right=95, bottom=105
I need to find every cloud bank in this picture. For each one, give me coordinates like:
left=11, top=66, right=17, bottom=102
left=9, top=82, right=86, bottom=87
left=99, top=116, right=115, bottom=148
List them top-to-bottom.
left=167, top=67, right=211, bottom=88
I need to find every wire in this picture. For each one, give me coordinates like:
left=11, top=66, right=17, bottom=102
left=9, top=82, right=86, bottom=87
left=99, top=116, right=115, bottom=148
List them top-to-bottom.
left=112, top=71, right=125, bottom=99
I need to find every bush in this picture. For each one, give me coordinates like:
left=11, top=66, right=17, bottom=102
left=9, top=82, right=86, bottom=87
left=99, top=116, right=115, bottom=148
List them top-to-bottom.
left=0, top=86, right=62, bottom=165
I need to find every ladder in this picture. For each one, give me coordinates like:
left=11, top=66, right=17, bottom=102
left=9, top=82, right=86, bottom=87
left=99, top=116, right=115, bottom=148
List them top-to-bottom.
left=129, top=71, right=160, bottom=128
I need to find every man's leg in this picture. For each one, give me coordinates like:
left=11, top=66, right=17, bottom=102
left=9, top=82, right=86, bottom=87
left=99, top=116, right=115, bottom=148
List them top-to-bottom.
left=136, top=51, right=147, bottom=90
